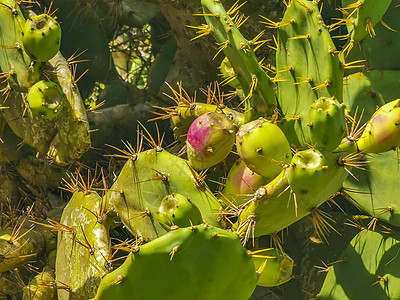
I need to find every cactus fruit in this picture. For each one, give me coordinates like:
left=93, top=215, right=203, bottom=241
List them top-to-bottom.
left=22, top=13, right=61, bottom=62
left=27, top=80, right=65, bottom=119
left=307, top=97, right=346, bottom=153
left=356, top=99, right=400, bottom=153
left=170, top=102, right=244, bottom=143
left=187, top=112, right=236, bottom=170
left=236, top=118, right=292, bottom=179
left=288, top=149, right=328, bottom=196
left=221, top=158, right=269, bottom=206
left=156, top=193, right=203, bottom=229
left=94, top=225, right=258, bottom=300
left=0, top=228, right=46, bottom=273
left=252, top=248, right=294, bottom=287
left=23, top=270, right=57, bottom=300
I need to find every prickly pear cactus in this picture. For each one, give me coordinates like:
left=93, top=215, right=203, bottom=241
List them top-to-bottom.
left=0, top=0, right=91, bottom=165
left=22, top=13, right=61, bottom=62
left=94, top=225, right=258, bottom=300
left=319, top=229, right=400, bottom=300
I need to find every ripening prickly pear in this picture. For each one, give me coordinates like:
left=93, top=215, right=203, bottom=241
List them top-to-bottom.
left=22, top=14, right=61, bottom=62
left=27, top=80, right=65, bottom=119
left=308, top=97, right=346, bottom=153
left=357, top=99, right=400, bottom=153
left=187, top=112, right=236, bottom=170
left=236, top=118, right=292, bottom=179
left=288, top=149, right=328, bottom=195
left=221, top=158, right=269, bottom=205
left=156, top=193, right=203, bottom=229
left=252, top=248, right=294, bottom=287
left=23, top=271, right=56, bottom=300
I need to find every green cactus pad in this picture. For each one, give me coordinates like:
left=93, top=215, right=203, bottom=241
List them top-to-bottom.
left=0, top=0, right=38, bottom=92
left=201, top=0, right=276, bottom=121
left=276, top=0, right=343, bottom=148
left=342, top=0, right=392, bottom=42
left=22, top=14, right=61, bottom=62
left=27, top=80, right=65, bottom=119
left=187, top=112, right=236, bottom=170
left=236, top=118, right=292, bottom=179
left=105, top=149, right=222, bottom=242
left=343, top=150, right=400, bottom=227
left=56, top=191, right=111, bottom=300
left=156, top=193, right=203, bottom=229
left=94, top=225, right=258, bottom=300
left=319, top=229, right=400, bottom=300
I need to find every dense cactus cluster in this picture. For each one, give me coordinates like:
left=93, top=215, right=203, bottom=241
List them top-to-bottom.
left=1, top=0, right=400, bottom=299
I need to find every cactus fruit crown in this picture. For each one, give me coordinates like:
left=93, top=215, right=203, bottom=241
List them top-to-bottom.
left=22, top=13, right=61, bottom=62
left=27, top=80, right=65, bottom=119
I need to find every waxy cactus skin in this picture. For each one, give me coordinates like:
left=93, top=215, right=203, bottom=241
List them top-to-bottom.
left=22, top=14, right=61, bottom=62
left=27, top=80, right=65, bottom=119
left=357, top=99, right=400, bottom=153
left=187, top=112, right=236, bottom=170
left=236, top=118, right=292, bottom=179
left=156, top=193, right=203, bottom=229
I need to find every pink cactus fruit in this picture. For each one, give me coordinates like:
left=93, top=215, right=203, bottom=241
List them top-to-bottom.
left=186, top=112, right=236, bottom=170
left=222, top=158, right=269, bottom=205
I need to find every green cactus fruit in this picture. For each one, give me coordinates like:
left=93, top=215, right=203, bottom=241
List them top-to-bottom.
left=342, top=0, right=392, bottom=43
left=22, top=14, right=61, bottom=62
left=219, top=57, right=241, bottom=89
left=27, top=80, right=65, bottom=119
left=308, top=97, right=346, bottom=153
left=357, top=99, right=400, bottom=153
left=187, top=112, right=236, bottom=170
left=236, top=118, right=292, bottom=179
left=288, top=149, right=328, bottom=195
left=221, top=158, right=270, bottom=206
left=156, top=193, right=203, bottom=229
left=94, top=225, right=258, bottom=300
left=0, top=228, right=45, bottom=273
left=319, top=229, right=400, bottom=299
left=253, top=248, right=294, bottom=287
left=23, top=271, right=56, bottom=300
